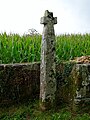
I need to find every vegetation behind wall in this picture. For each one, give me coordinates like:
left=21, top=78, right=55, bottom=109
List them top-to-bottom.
left=0, top=33, right=90, bottom=64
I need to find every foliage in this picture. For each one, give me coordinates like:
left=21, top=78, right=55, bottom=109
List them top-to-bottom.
left=0, top=32, right=41, bottom=64
left=0, top=33, right=90, bottom=64
left=56, top=34, right=90, bottom=62
left=0, top=101, right=90, bottom=120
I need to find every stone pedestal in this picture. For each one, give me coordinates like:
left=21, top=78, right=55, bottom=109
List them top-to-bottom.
left=40, top=10, right=57, bottom=110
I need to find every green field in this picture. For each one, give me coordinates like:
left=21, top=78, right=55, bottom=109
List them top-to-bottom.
left=0, top=32, right=90, bottom=64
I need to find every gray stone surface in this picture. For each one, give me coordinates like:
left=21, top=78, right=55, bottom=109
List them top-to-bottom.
left=40, top=10, right=57, bottom=109
left=1, top=61, right=90, bottom=112
left=0, top=62, right=75, bottom=107
left=0, top=63, right=40, bottom=106
left=71, top=64, right=90, bottom=111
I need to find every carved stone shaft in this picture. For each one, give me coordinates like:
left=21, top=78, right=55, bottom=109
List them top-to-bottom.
left=40, top=10, right=57, bottom=109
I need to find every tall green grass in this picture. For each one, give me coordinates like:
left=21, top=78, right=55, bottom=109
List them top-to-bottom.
left=0, top=33, right=90, bottom=64
left=0, top=33, right=41, bottom=64
left=56, top=34, right=90, bottom=62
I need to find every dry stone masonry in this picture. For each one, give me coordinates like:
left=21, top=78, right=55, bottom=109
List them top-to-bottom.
left=40, top=10, right=57, bottom=109
left=71, top=64, right=90, bottom=111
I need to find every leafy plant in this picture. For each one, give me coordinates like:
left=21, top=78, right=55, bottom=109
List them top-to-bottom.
left=0, top=33, right=90, bottom=64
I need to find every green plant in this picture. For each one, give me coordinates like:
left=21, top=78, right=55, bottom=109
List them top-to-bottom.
left=0, top=33, right=90, bottom=64
left=0, top=33, right=41, bottom=64
left=56, top=34, right=90, bottom=62
left=0, top=102, right=90, bottom=120
left=74, top=113, right=90, bottom=120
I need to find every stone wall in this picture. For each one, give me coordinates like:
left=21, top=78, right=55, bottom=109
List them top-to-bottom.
left=0, top=62, right=40, bottom=107
left=0, top=62, right=75, bottom=107
left=1, top=62, right=90, bottom=112
left=56, top=62, right=75, bottom=106
left=70, top=64, right=90, bottom=112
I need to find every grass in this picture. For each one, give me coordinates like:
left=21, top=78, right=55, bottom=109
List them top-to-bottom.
left=0, top=32, right=41, bottom=64
left=0, top=33, right=90, bottom=64
left=56, top=34, right=90, bottom=62
left=0, top=101, right=90, bottom=120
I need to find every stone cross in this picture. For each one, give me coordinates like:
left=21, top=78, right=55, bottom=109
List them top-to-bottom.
left=40, top=10, right=57, bottom=110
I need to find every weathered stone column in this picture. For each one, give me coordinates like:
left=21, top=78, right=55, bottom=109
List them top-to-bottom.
left=40, top=10, right=57, bottom=110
